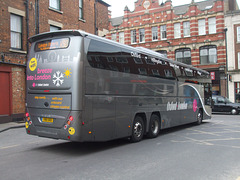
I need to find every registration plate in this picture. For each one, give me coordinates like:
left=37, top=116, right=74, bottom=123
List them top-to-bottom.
left=42, top=117, right=54, bottom=123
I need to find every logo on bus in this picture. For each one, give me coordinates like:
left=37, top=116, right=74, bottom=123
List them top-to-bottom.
left=29, top=58, right=37, bottom=71
left=193, top=99, right=198, bottom=112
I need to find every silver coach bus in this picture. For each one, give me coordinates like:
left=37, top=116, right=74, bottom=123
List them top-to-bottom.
left=25, top=30, right=212, bottom=142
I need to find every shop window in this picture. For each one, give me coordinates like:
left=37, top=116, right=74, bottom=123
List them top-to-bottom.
left=235, top=82, right=240, bottom=103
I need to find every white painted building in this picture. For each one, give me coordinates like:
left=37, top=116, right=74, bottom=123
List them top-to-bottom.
left=225, top=10, right=240, bottom=103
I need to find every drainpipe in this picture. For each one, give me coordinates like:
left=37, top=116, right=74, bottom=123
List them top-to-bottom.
left=25, top=0, right=29, bottom=53
left=35, top=0, right=39, bottom=34
left=94, top=0, right=98, bottom=35
left=224, top=28, right=228, bottom=98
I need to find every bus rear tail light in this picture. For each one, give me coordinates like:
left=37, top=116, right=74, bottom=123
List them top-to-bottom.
left=26, top=113, right=30, bottom=121
left=69, top=116, right=73, bottom=121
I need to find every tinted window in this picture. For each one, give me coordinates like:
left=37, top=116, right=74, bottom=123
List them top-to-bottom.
left=87, top=39, right=177, bottom=79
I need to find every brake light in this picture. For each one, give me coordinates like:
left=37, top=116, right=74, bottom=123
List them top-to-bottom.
left=69, top=116, right=73, bottom=121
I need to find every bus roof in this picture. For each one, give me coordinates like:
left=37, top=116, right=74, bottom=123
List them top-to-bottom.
left=29, top=30, right=209, bottom=75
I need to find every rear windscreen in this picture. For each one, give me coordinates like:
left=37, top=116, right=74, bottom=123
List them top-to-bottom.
left=35, top=38, right=69, bottom=52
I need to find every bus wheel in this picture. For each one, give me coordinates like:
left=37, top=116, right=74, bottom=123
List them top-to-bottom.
left=196, top=110, right=203, bottom=125
left=147, top=114, right=160, bottom=138
left=130, top=116, right=144, bottom=143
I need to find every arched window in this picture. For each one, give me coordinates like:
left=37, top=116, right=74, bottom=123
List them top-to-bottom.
left=199, top=45, right=217, bottom=64
left=175, top=48, right=191, bottom=65
left=157, top=50, right=167, bottom=58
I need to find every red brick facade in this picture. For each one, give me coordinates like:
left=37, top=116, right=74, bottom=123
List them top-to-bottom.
left=0, top=0, right=109, bottom=123
left=106, top=0, right=234, bottom=96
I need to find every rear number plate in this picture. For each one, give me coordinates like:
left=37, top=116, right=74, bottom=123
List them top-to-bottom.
left=42, top=118, right=53, bottom=123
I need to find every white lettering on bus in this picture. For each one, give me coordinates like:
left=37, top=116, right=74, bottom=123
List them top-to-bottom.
left=131, top=52, right=141, bottom=59
left=167, top=101, right=188, bottom=111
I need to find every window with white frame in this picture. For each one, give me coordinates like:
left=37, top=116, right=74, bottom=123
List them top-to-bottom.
left=49, top=0, right=60, bottom=10
left=79, top=0, right=83, bottom=19
left=10, top=14, right=22, bottom=49
left=208, top=17, right=216, bottom=34
left=198, top=19, right=206, bottom=35
left=183, top=21, right=190, bottom=37
left=174, top=23, right=181, bottom=38
left=50, top=25, right=61, bottom=32
left=160, top=25, right=167, bottom=40
left=152, top=26, right=158, bottom=41
left=237, top=26, right=240, bottom=42
left=139, top=28, right=145, bottom=43
left=131, top=30, right=136, bottom=44
left=119, top=32, right=124, bottom=44
left=111, top=33, right=117, bottom=41
left=200, top=45, right=217, bottom=64
left=175, top=48, right=191, bottom=65
left=238, top=52, right=240, bottom=69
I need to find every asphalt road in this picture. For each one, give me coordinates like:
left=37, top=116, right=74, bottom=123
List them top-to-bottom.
left=0, top=114, right=240, bottom=180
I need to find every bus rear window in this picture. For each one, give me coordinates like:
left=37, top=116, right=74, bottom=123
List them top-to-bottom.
left=35, top=38, right=69, bottom=51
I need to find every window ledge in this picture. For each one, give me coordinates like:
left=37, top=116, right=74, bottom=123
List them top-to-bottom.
left=49, top=7, right=63, bottom=14
left=79, top=18, right=86, bottom=23
left=9, top=49, right=27, bottom=54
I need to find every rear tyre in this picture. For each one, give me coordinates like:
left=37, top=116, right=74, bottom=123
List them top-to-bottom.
left=231, top=108, right=238, bottom=115
left=196, top=110, right=203, bottom=125
left=147, top=114, right=160, bottom=138
left=130, top=116, right=144, bottom=143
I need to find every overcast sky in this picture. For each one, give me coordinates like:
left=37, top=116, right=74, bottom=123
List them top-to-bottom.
left=103, top=0, right=240, bottom=18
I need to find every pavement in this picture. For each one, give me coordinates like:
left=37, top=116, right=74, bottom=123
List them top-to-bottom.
left=0, top=121, right=25, bottom=133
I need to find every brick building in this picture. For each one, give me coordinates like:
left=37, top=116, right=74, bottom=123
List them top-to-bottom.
left=0, top=0, right=109, bottom=123
left=107, top=0, right=238, bottom=97
left=225, top=10, right=240, bottom=103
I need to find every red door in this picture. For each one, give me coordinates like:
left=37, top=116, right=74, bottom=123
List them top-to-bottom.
left=0, top=72, right=10, bottom=116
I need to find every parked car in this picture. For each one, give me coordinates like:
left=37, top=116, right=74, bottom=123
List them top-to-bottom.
left=212, top=95, right=240, bottom=115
